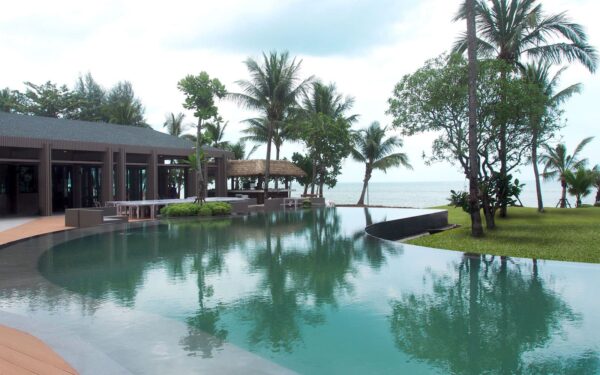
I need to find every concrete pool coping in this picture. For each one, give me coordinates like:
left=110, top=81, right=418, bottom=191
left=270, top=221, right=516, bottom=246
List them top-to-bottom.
left=0, top=207, right=449, bottom=374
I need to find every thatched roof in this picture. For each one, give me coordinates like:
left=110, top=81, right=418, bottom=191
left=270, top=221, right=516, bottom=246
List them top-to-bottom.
left=227, top=159, right=307, bottom=178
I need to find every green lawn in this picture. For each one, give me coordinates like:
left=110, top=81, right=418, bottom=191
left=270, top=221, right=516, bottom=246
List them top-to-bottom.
left=407, top=206, right=600, bottom=263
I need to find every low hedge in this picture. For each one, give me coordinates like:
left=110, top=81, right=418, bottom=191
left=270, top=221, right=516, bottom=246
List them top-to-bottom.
left=160, top=202, right=232, bottom=217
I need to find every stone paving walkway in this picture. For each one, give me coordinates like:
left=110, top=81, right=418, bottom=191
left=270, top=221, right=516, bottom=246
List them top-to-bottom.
left=0, top=215, right=73, bottom=247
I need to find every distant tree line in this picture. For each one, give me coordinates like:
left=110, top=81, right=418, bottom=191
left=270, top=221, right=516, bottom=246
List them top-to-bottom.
left=0, top=73, right=147, bottom=126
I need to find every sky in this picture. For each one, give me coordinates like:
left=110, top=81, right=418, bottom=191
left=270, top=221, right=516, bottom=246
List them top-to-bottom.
left=1, top=0, right=599, bottom=183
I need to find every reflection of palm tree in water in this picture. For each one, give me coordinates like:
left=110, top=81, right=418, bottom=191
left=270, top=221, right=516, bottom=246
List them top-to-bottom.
left=180, top=232, right=228, bottom=358
left=388, top=254, right=598, bottom=374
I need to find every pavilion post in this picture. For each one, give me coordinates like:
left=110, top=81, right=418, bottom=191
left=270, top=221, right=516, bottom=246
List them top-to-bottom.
left=38, top=142, right=52, bottom=216
left=101, top=147, right=114, bottom=205
left=116, top=148, right=126, bottom=201
left=146, top=151, right=158, bottom=200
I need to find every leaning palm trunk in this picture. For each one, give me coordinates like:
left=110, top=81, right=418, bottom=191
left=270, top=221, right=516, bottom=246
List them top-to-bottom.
left=466, top=0, right=484, bottom=237
left=196, top=119, right=205, bottom=204
left=531, top=128, right=544, bottom=212
left=357, top=166, right=371, bottom=206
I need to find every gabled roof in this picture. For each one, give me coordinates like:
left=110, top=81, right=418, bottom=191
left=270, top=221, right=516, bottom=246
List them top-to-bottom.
left=0, top=112, right=232, bottom=158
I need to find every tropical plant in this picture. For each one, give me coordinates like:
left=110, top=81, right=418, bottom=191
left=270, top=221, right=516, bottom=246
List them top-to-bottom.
left=454, top=0, right=598, bottom=217
left=231, top=51, right=312, bottom=201
left=522, top=62, right=582, bottom=212
left=177, top=72, right=226, bottom=203
left=72, top=73, right=106, bottom=121
left=19, top=81, right=78, bottom=118
left=103, top=81, right=146, bottom=126
left=295, top=81, right=358, bottom=195
left=0, top=88, right=20, bottom=113
left=163, top=112, right=186, bottom=137
left=205, top=116, right=230, bottom=148
left=241, top=117, right=290, bottom=161
left=351, top=122, right=411, bottom=206
left=540, top=137, right=594, bottom=208
left=227, top=141, right=259, bottom=190
left=291, top=152, right=315, bottom=196
left=593, top=165, right=600, bottom=205
left=565, top=168, right=595, bottom=208
left=448, top=190, right=469, bottom=212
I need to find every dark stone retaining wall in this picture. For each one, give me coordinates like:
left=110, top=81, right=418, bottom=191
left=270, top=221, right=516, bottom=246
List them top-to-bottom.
left=365, top=210, right=448, bottom=241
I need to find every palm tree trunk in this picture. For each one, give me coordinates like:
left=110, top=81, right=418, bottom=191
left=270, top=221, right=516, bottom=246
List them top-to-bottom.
left=466, top=0, right=484, bottom=237
left=499, top=67, right=508, bottom=218
left=196, top=118, right=205, bottom=203
left=264, top=120, right=274, bottom=202
left=531, top=129, right=544, bottom=213
left=274, top=144, right=280, bottom=190
left=310, top=160, right=317, bottom=195
left=357, top=165, right=371, bottom=206
left=560, top=178, right=567, bottom=208
left=303, top=183, right=308, bottom=196
left=595, top=187, right=600, bottom=204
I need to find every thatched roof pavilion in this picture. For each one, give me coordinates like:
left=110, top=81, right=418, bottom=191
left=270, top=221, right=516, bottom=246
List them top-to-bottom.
left=227, top=160, right=307, bottom=178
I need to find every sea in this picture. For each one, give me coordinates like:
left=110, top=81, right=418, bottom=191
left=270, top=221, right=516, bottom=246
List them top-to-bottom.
left=292, top=180, right=596, bottom=208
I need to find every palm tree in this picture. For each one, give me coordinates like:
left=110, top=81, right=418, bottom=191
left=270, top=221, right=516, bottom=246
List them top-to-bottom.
left=454, top=0, right=598, bottom=217
left=463, top=0, right=484, bottom=237
left=231, top=51, right=312, bottom=201
left=522, top=62, right=582, bottom=212
left=298, top=81, right=358, bottom=195
left=163, top=112, right=186, bottom=136
left=204, top=116, right=229, bottom=148
left=241, top=117, right=289, bottom=161
left=351, top=122, right=412, bottom=206
left=540, top=137, right=594, bottom=208
left=227, top=141, right=259, bottom=189
left=593, top=165, right=600, bottom=204
left=565, top=168, right=595, bottom=208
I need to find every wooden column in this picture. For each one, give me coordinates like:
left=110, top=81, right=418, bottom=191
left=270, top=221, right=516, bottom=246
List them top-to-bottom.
left=38, top=143, right=52, bottom=216
left=101, top=147, right=113, bottom=204
left=116, top=148, right=126, bottom=201
left=146, top=151, right=158, bottom=200
left=215, top=156, right=228, bottom=197
left=73, top=165, right=82, bottom=208
left=185, top=168, right=197, bottom=198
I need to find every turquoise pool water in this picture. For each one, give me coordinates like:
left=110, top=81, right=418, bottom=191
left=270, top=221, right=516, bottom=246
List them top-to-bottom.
left=33, top=208, right=600, bottom=374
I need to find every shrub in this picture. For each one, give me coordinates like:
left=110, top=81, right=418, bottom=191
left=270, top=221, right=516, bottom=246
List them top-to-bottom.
left=447, top=190, right=469, bottom=212
left=302, top=199, right=312, bottom=208
left=160, top=201, right=232, bottom=217
left=204, top=202, right=232, bottom=215
left=161, top=203, right=201, bottom=217
left=198, top=206, right=212, bottom=216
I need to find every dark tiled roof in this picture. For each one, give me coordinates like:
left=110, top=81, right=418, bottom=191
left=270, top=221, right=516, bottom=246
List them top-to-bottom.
left=0, top=112, right=200, bottom=150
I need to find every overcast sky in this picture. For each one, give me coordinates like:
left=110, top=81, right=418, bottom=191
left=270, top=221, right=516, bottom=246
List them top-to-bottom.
left=1, top=0, right=598, bottom=183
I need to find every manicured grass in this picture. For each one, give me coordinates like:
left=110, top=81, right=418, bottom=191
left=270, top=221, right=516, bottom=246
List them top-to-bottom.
left=407, top=206, right=600, bottom=263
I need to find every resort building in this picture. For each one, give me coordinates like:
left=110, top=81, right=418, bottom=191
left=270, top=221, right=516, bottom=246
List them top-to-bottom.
left=0, top=112, right=232, bottom=216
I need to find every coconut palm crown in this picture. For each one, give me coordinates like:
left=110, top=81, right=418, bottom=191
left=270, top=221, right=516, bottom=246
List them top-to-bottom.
left=453, top=0, right=598, bottom=72
left=230, top=51, right=313, bottom=200
left=351, top=122, right=412, bottom=206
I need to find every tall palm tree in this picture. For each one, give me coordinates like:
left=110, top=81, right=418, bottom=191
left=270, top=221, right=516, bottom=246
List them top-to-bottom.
left=454, top=0, right=598, bottom=217
left=464, top=0, right=484, bottom=237
left=231, top=51, right=312, bottom=201
left=522, top=62, right=582, bottom=213
left=298, top=81, right=358, bottom=194
left=163, top=112, right=186, bottom=136
left=351, top=122, right=411, bottom=206
left=540, top=137, right=594, bottom=208
left=565, top=168, right=595, bottom=208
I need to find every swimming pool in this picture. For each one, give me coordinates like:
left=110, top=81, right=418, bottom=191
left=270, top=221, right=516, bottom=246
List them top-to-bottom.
left=1, top=207, right=599, bottom=374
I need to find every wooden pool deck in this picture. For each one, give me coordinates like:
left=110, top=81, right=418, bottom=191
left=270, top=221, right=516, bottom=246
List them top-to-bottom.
left=0, top=216, right=74, bottom=247
left=0, top=324, right=78, bottom=375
